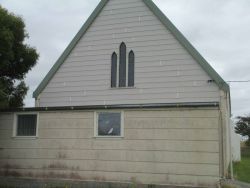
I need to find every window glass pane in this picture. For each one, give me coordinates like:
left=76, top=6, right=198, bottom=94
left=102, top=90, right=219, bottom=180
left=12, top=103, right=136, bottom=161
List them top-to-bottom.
left=119, top=42, right=126, bottom=87
left=128, top=50, right=135, bottom=87
left=111, top=52, right=117, bottom=88
left=98, top=112, right=121, bottom=136
left=17, top=114, right=37, bottom=136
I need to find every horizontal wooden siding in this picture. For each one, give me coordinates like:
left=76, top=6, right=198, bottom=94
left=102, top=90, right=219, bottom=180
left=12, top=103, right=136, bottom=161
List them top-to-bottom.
left=0, top=108, right=220, bottom=186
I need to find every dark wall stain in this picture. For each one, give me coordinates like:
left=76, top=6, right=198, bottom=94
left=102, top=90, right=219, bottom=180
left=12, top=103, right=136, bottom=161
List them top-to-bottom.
left=57, top=152, right=67, bottom=159
left=48, top=162, right=67, bottom=169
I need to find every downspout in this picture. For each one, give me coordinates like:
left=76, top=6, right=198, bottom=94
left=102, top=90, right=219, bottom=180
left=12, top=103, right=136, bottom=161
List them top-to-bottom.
left=228, top=91, right=233, bottom=179
left=219, top=109, right=225, bottom=179
left=229, top=121, right=233, bottom=179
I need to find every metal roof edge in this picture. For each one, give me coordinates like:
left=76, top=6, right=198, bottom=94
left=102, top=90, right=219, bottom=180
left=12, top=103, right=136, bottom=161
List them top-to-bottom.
left=0, top=102, right=219, bottom=112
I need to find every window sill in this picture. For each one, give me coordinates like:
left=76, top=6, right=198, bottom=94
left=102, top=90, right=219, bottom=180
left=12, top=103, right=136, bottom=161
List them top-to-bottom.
left=110, top=87, right=136, bottom=90
left=12, top=136, right=38, bottom=140
left=94, top=136, right=124, bottom=139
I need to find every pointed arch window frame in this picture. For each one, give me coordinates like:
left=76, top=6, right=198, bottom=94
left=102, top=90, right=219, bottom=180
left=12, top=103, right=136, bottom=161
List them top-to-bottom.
left=111, top=42, right=135, bottom=89
left=119, top=42, right=127, bottom=87
left=128, top=50, right=135, bottom=87
left=111, top=52, right=118, bottom=88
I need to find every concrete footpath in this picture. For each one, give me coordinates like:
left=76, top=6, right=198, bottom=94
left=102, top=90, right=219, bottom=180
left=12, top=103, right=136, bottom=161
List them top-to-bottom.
left=222, top=180, right=250, bottom=188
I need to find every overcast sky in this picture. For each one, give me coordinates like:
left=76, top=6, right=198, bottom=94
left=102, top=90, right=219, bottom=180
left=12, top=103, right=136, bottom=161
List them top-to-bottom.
left=0, top=0, right=250, bottom=117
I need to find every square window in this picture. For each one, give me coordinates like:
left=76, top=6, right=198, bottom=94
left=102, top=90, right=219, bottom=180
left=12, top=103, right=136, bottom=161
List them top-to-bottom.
left=95, top=112, right=123, bottom=137
left=15, top=114, right=38, bottom=137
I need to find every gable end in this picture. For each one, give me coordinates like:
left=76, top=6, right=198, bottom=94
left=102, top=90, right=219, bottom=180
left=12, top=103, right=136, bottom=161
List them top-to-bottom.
left=33, top=0, right=229, bottom=99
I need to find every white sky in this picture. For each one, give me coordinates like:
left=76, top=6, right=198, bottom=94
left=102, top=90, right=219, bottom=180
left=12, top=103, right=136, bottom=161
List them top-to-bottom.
left=0, top=0, right=250, bottom=117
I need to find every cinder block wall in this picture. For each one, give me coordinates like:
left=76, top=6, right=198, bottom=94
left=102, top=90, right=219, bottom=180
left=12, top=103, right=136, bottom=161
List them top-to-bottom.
left=0, top=108, right=220, bottom=187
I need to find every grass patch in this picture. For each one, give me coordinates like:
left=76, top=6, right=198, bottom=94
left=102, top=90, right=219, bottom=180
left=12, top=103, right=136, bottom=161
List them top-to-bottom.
left=233, top=147, right=250, bottom=183
left=221, top=185, right=237, bottom=188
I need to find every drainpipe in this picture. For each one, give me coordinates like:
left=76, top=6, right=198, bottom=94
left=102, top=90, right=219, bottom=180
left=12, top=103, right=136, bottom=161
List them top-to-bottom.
left=228, top=95, right=233, bottom=179
left=219, top=109, right=225, bottom=179
left=230, top=125, right=234, bottom=180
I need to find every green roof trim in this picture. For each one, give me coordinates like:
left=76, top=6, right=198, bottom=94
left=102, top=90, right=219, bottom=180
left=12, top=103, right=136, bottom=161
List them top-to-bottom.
left=33, top=0, right=229, bottom=98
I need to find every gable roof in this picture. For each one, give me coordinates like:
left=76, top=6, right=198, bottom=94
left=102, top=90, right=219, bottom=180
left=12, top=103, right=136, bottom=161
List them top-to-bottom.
left=33, top=0, right=229, bottom=98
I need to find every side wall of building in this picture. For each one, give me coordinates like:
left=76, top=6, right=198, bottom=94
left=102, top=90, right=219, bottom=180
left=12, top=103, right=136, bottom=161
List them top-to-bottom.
left=218, top=90, right=232, bottom=178
left=0, top=108, right=220, bottom=187
left=231, top=120, right=241, bottom=162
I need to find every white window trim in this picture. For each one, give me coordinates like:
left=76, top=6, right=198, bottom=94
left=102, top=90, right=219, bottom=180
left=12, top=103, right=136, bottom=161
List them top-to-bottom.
left=94, top=111, right=124, bottom=138
left=13, top=112, right=39, bottom=139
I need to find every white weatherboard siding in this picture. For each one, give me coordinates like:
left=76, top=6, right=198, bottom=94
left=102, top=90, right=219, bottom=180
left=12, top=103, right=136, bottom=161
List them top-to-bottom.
left=38, top=0, right=220, bottom=107
left=0, top=108, right=220, bottom=187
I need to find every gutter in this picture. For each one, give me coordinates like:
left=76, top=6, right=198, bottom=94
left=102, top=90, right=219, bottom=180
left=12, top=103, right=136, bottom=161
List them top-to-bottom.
left=0, top=102, right=219, bottom=112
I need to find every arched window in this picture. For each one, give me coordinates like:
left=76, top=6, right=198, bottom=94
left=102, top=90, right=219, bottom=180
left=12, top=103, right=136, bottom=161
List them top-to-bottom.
left=111, top=42, right=134, bottom=88
left=119, top=42, right=126, bottom=87
left=128, top=50, right=135, bottom=87
left=111, top=52, right=117, bottom=88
